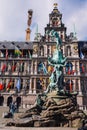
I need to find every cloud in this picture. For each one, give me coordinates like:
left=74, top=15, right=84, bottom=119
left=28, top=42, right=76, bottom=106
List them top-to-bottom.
left=0, top=0, right=86, bottom=41
left=63, top=0, right=87, bottom=40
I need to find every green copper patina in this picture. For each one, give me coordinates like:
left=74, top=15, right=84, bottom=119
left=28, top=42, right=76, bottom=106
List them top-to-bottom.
left=45, top=30, right=67, bottom=94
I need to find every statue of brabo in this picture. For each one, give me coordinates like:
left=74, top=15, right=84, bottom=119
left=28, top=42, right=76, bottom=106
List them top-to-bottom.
left=45, top=30, right=67, bottom=94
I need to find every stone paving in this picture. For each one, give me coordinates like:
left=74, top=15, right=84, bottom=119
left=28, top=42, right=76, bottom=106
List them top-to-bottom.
left=0, top=127, right=78, bottom=130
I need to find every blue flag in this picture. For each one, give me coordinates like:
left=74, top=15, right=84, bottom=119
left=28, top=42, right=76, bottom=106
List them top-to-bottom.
left=80, top=51, right=84, bottom=59
left=38, top=62, right=48, bottom=74
left=16, top=78, right=21, bottom=92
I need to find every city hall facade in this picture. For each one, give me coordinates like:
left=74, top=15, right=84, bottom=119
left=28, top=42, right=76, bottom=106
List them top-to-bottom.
left=0, top=3, right=87, bottom=110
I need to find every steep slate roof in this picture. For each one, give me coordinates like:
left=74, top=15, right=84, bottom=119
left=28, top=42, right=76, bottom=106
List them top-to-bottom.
left=0, top=41, right=33, bottom=50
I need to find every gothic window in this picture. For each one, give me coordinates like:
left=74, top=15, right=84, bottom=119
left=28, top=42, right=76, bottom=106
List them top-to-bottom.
left=39, top=46, right=44, bottom=56
left=66, top=46, right=71, bottom=56
left=65, top=62, right=73, bottom=75
left=36, top=78, right=42, bottom=93
left=66, top=79, right=73, bottom=93
left=75, top=79, right=79, bottom=92
left=81, top=80, right=85, bottom=94
left=84, top=80, right=87, bottom=94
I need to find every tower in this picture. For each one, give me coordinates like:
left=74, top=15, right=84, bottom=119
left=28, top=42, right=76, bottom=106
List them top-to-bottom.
left=45, top=3, right=66, bottom=42
left=26, top=9, right=33, bottom=41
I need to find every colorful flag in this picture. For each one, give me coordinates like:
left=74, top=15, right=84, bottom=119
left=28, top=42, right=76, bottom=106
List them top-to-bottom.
left=14, top=46, right=22, bottom=57
left=6, top=49, right=8, bottom=60
left=28, top=50, right=32, bottom=59
left=0, top=51, right=4, bottom=57
left=80, top=51, right=84, bottom=59
left=12, top=61, right=16, bottom=72
left=39, top=62, right=48, bottom=74
left=1, top=63, right=6, bottom=72
left=81, top=64, right=84, bottom=73
left=48, top=65, right=54, bottom=73
left=68, top=68, right=71, bottom=75
left=16, top=78, right=21, bottom=92
left=6, top=79, right=13, bottom=91
left=70, top=80, right=73, bottom=93
left=0, top=83, right=4, bottom=90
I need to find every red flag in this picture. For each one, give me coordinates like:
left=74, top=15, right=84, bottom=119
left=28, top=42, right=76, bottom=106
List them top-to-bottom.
left=6, top=49, right=8, bottom=60
left=12, top=61, right=16, bottom=72
left=1, top=64, right=6, bottom=72
left=82, top=64, right=84, bottom=73
left=12, top=65, right=16, bottom=72
left=68, top=69, right=71, bottom=75
left=72, top=70, right=75, bottom=75
left=6, top=79, right=13, bottom=91
left=0, top=83, right=4, bottom=90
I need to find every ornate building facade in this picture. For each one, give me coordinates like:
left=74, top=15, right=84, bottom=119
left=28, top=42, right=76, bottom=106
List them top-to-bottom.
left=0, top=3, right=87, bottom=110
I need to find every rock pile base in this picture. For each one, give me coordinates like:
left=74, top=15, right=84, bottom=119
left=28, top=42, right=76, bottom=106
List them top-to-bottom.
left=6, top=91, right=87, bottom=127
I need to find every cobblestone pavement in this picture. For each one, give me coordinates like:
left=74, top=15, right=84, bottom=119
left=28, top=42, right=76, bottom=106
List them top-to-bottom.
left=0, top=106, right=77, bottom=130
left=0, top=127, right=77, bottom=130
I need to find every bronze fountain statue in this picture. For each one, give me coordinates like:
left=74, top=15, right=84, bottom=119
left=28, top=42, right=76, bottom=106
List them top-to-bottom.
left=45, top=30, right=67, bottom=94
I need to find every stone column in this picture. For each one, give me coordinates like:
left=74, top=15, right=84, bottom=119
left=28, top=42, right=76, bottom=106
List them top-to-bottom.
left=44, top=45, right=47, bottom=57
left=49, top=46, right=51, bottom=57
left=27, top=61, right=30, bottom=73
left=31, top=61, right=33, bottom=74
left=34, top=61, right=37, bottom=75
left=77, top=61, right=80, bottom=75
left=24, top=62, right=27, bottom=74
left=29, top=62, right=31, bottom=74
left=63, top=66, right=66, bottom=75
left=29, top=78, right=32, bottom=94
left=33, top=78, right=36, bottom=94
left=6, top=79, right=9, bottom=88
left=14, top=79, right=17, bottom=87
left=23, top=79, right=25, bottom=88
left=73, top=79, right=75, bottom=92
left=78, top=79, right=82, bottom=95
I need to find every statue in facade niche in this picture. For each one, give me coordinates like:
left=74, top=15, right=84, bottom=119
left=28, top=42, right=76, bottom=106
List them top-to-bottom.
left=45, top=30, right=67, bottom=94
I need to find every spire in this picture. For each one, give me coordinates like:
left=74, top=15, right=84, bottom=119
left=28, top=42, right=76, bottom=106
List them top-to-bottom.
left=26, top=9, right=33, bottom=41
left=73, top=23, right=77, bottom=38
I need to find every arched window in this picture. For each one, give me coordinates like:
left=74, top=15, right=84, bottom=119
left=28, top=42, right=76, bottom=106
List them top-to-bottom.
left=66, top=46, right=71, bottom=56
left=65, top=62, right=73, bottom=75
left=36, top=78, right=42, bottom=93
left=66, top=79, right=73, bottom=93
left=7, top=96, right=12, bottom=106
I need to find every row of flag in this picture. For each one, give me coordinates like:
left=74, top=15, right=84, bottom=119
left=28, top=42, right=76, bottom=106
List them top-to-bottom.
left=1, top=47, right=32, bottom=59
left=1, top=61, right=24, bottom=73
left=66, top=67, right=85, bottom=74
left=0, top=78, right=21, bottom=92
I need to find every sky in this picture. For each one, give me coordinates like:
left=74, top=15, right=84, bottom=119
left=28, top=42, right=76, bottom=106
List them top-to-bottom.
left=0, top=0, right=87, bottom=41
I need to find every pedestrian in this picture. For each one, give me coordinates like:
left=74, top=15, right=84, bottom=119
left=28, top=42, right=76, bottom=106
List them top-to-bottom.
left=9, top=102, right=15, bottom=117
